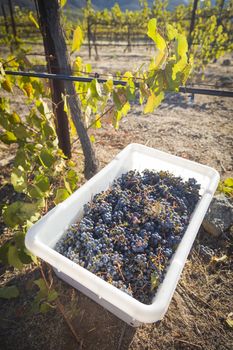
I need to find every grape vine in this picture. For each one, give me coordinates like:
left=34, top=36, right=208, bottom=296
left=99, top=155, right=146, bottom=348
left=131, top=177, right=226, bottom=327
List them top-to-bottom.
left=0, top=0, right=230, bottom=307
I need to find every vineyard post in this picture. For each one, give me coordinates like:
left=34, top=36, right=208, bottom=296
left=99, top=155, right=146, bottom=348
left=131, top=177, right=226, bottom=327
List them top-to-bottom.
left=7, top=0, right=17, bottom=43
left=35, top=0, right=98, bottom=179
left=35, top=0, right=71, bottom=158
left=188, top=0, right=199, bottom=50
left=217, top=0, right=225, bottom=26
left=1, top=4, right=9, bottom=35
left=87, top=16, right=92, bottom=58
left=93, top=24, right=99, bottom=60
left=127, top=24, right=132, bottom=52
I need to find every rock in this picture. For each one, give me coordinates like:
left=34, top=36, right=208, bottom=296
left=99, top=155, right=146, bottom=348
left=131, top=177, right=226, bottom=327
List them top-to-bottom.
left=222, top=59, right=231, bottom=66
left=215, top=76, right=233, bottom=88
left=202, top=194, right=233, bottom=237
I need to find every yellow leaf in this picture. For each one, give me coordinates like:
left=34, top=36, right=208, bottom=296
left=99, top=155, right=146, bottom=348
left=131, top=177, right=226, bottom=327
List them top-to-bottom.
left=60, top=0, right=67, bottom=8
left=29, top=11, right=39, bottom=29
left=147, top=18, right=166, bottom=51
left=166, top=24, right=178, bottom=41
left=72, top=26, right=83, bottom=53
left=176, top=34, right=188, bottom=59
left=149, top=50, right=166, bottom=71
left=73, top=57, right=82, bottom=72
left=172, top=57, right=187, bottom=80
left=85, top=63, right=92, bottom=73
left=123, top=71, right=133, bottom=80
left=2, top=77, right=13, bottom=92
left=104, top=79, right=113, bottom=93
left=23, top=82, right=34, bottom=99
left=144, top=91, right=164, bottom=114
left=62, top=94, right=68, bottom=113
left=121, top=101, right=130, bottom=116
left=68, top=110, right=76, bottom=137
left=95, top=115, right=101, bottom=129
left=90, top=135, right=95, bottom=143
left=224, top=178, right=233, bottom=187
left=211, top=255, right=228, bottom=263
left=226, top=313, right=233, bottom=328
left=226, top=319, right=233, bottom=328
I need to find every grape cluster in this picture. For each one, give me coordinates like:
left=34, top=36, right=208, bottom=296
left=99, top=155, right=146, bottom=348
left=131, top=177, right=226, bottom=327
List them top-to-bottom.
left=55, top=170, right=200, bottom=304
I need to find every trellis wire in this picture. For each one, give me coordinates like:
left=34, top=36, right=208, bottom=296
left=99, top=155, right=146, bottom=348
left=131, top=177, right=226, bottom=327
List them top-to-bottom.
left=5, top=70, right=233, bottom=98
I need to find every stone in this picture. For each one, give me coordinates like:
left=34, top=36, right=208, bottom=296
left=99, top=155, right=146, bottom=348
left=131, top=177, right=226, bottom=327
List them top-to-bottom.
left=222, top=59, right=231, bottom=66
left=202, top=194, right=233, bottom=237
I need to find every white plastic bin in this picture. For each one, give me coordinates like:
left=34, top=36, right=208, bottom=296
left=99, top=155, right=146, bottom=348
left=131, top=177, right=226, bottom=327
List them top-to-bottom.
left=25, top=144, right=219, bottom=326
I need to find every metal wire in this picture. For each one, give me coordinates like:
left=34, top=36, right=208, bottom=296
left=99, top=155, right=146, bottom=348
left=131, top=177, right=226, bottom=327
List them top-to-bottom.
left=5, top=70, right=233, bottom=98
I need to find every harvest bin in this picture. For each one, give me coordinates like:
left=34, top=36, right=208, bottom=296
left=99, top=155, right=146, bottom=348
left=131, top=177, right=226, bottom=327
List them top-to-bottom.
left=25, top=144, right=219, bottom=326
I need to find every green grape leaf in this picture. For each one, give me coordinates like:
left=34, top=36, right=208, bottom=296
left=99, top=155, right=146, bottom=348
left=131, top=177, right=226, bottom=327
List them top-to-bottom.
left=147, top=18, right=166, bottom=51
left=72, top=26, right=83, bottom=53
left=164, top=61, right=180, bottom=90
left=90, top=79, right=102, bottom=98
left=126, top=81, right=135, bottom=101
left=113, top=90, right=123, bottom=110
left=144, top=91, right=164, bottom=114
left=36, top=100, right=50, bottom=118
left=114, top=110, right=122, bottom=130
left=0, top=111, right=10, bottom=130
left=9, top=112, right=21, bottom=124
left=28, top=112, right=43, bottom=129
left=41, top=122, right=55, bottom=139
left=13, top=125, right=28, bottom=140
left=0, top=131, right=17, bottom=144
left=14, top=148, right=30, bottom=170
left=39, top=149, right=55, bottom=168
left=11, top=167, right=27, bottom=192
left=66, top=169, right=79, bottom=192
left=35, top=175, right=50, bottom=192
left=63, top=177, right=72, bottom=194
left=28, top=184, right=44, bottom=199
left=54, top=188, right=70, bottom=204
left=3, top=201, right=41, bottom=228
left=14, top=232, right=33, bottom=264
left=8, top=245, right=24, bottom=269
left=17, top=247, right=32, bottom=265
left=34, top=278, right=47, bottom=298
left=0, top=286, right=19, bottom=299
left=47, top=290, right=58, bottom=302
left=40, top=302, right=52, bottom=313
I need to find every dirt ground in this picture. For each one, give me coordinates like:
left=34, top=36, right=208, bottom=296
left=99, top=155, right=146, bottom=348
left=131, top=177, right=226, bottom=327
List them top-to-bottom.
left=0, top=43, right=233, bottom=350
